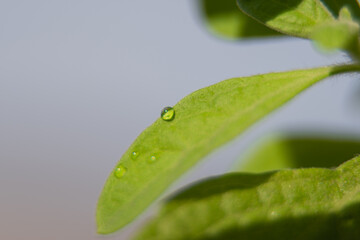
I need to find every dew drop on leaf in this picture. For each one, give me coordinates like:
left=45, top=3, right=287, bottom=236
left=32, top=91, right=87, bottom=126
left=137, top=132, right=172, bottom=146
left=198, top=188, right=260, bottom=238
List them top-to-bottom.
left=161, top=106, right=175, bottom=121
left=131, top=151, right=139, bottom=160
left=148, top=155, right=157, bottom=163
left=114, top=165, right=127, bottom=178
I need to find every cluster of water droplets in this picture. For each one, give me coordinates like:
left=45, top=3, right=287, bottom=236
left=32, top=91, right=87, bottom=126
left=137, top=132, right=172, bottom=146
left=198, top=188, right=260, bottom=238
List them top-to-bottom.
left=114, top=107, right=175, bottom=179
left=114, top=152, right=157, bottom=179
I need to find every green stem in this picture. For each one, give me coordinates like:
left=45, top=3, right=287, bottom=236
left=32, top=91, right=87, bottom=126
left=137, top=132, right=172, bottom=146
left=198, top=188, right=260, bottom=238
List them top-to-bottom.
left=331, top=63, right=360, bottom=75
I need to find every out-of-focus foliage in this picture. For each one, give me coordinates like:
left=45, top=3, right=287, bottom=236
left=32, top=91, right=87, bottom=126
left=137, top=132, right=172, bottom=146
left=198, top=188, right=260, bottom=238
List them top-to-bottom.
left=199, top=0, right=282, bottom=39
left=236, top=0, right=334, bottom=38
left=235, top=134, right=360, bottom=173
left=135, top=156, right=360, bottom=240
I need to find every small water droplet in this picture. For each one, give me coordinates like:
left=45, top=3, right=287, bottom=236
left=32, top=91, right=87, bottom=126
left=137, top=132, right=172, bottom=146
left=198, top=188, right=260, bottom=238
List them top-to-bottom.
left=161, top=106, right=175, bottom=121
left=131, top=151, right=139, bottom=160
left=148, top=155, right=157, bottom=163
left=114, top=165, right=127, bottom=178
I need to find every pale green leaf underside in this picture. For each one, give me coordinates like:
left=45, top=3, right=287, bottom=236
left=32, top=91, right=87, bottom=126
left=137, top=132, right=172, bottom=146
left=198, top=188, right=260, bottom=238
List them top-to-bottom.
left=200, top=0, right=282, bottom=39
left=236, top=0, right=335, bottom=38
left=96, top=66, right=355, bottom=234
left=235, top=134, right=360, bottom=173
left=134, top=156, right=360, bottom=240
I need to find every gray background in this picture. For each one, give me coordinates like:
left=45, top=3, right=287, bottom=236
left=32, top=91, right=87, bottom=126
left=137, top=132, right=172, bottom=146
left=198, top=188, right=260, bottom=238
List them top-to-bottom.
left=1, top=1, right=359, bottom=239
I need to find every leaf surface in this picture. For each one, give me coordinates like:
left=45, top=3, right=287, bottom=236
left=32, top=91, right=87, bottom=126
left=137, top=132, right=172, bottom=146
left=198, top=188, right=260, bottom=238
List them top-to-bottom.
left=200, top=0, right=282, bottom=39
left=96, top=65, right=358, bottom=234
left=235, top=134, right=360, bottom=173
left=135, top=156, right=360, bottom=240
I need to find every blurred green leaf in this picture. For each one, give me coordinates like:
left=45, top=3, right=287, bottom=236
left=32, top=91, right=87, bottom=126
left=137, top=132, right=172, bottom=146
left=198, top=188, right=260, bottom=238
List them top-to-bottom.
left=200, top=0, right=282, bottom=39
left=236, top=0, right=335, bottom=38
left=339, top=6, right=354, bottom=21
left=311, top=19, right=360, bottom=58
left=96, top=65, right=360, bottom=234
left=235, top=134, right=360, bottom=173
left=134, top=156, right=360, bottom=240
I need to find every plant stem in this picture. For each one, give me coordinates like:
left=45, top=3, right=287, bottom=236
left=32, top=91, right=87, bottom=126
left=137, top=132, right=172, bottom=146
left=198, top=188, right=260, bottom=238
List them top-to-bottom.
left=331, top=63, right=360, bottom=75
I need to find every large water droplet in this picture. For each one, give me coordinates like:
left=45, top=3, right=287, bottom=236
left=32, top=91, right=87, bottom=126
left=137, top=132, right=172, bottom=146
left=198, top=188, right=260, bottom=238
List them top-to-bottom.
left=161, top=106, right=175, bottom=121
left=131, top=151, right=139, bottom=160
left=148, top=155, right=157, bottom=163
left=114, top=165, right=127, bottom=178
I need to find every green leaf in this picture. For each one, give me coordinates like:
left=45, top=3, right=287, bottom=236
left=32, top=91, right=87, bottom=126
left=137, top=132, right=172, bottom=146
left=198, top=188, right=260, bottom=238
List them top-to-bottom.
left=200, top=0, right=282, bottom=39
left=236, top=0, right=335, bottom=38
left=311, top=19, right=360, bottom=58
left=96, top=65, right=359, bottom=234
left=235, top=134, right=360, bottom=173
left=134, top=156, right=360, bottom=240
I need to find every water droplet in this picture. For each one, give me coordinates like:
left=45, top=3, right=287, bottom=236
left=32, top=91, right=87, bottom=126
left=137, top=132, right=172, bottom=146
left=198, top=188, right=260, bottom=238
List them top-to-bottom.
left=161, top=106, right=175, bottom=121
left=131, top=151, right=139, bottom=160
left=148, top=155, right=157, bottom=163
left=114, top=165, right=127, bottom=178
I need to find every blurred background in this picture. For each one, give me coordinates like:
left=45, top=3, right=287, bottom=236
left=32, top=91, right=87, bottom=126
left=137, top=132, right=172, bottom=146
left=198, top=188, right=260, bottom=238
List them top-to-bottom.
left=1, top=1, right=359, bottom=239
